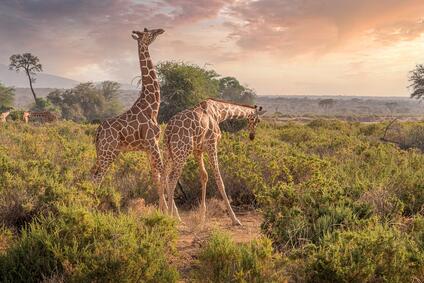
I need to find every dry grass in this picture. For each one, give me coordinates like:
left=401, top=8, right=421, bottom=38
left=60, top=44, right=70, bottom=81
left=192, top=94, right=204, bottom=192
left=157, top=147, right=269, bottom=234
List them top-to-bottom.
left=359, top=189, right=403, bottom=219
left=126, top=198, right=157, bottom=216
left=40, top=274, right=65, bottom=283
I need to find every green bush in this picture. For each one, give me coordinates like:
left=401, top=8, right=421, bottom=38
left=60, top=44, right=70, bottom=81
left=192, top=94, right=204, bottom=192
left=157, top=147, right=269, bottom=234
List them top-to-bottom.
left=1, top=119, right=424, bottom=282
left=260, top=183, right=372, bottom=249
left=0, top=207, right=178, bottom=282
left=408, top=215, right=424, bottom=250
left=308, top=224, right=424, bottom=283
left=195, top=231, right=286, bottom=283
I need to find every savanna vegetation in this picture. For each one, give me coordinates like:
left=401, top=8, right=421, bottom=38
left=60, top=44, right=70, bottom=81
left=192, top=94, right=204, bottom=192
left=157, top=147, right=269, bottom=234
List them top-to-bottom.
left=1, top=61, right=423, bottom=281
left=0, top=82, right=15, bottom=112
left=0, top=117, right=423, bottom=282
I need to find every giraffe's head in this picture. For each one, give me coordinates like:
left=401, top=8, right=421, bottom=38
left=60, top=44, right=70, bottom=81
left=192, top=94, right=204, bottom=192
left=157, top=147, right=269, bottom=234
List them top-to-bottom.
left=132, top=28, right=165, bottom=46
left=247, top=106, right=265, bottom=140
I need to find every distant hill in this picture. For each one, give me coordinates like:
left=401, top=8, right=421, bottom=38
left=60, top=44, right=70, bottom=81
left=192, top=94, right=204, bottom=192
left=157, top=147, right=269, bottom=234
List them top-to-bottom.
left=0, top=63, right=80, bottom=89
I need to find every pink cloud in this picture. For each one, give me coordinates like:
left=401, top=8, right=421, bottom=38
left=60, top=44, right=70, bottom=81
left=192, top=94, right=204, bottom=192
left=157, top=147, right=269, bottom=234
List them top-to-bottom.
left=228, top=0, right=424, bottom=55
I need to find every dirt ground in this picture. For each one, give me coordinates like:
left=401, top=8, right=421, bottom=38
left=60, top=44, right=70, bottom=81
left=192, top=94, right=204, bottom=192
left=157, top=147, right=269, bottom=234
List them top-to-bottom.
left=127, top=198, right=263, bottom=282
left=173, top=199, right=263, bottom=281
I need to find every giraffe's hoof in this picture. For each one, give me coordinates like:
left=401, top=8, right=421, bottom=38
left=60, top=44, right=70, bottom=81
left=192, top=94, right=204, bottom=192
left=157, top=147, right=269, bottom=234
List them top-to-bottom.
left=232, top=219, right=242, bottom=226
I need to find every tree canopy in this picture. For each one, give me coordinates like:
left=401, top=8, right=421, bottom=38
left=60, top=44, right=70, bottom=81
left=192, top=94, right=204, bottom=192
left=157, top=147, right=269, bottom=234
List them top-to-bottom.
left=9, top=53, right=43, bottom=102
left=156, top=62, right=256, bottom=123
left=157, top=62, right=220, bottom=122
left=409, top=64, right=424, bottom=100
left=219, top=76, right=256, bottom=105
left=47, top=81, right=123, bottom=122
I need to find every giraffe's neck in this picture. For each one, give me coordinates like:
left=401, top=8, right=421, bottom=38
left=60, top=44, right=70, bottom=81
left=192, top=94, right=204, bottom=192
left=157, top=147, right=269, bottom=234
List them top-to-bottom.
left=135, top=42, right=160, bottom=116
left=209, top=100, right=255, bottom=123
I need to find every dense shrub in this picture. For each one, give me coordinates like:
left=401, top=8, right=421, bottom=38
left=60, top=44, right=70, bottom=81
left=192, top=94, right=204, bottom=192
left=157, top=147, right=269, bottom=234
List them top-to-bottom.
left=1, top=119, right=424, bottom=282
left=260, top=183, right=372, bottom=249
left=0, top=207, right=178, bottom=283
left=408, top=215, right=424, bottom=250
left=307, top=224, right=424, bottom=283
left=0, top=225, right=13, bottom=253
left=195, top=231, right=286, bottom=283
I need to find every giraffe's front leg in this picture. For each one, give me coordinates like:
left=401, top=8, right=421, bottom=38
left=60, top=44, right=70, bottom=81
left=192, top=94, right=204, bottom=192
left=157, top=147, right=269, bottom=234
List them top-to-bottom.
left=206, top=143, right=242, bottom=226
left=148, top=148, right=166, bottom=212
left=194, top=151, right=208, bottom=224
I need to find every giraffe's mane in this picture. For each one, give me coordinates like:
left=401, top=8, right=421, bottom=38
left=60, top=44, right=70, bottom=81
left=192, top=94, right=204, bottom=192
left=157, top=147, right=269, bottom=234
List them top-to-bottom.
left=206, top=98, right=256, bottom=109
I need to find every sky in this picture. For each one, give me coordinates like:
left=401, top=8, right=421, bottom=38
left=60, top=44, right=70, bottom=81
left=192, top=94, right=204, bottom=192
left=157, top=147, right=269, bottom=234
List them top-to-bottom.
left=1, top=0, right=424, bottom=96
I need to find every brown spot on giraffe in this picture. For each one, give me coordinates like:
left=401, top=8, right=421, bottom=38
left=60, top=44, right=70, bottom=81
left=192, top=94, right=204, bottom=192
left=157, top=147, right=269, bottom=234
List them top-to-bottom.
left=91, top=28, right=178, bottom=213
left=161, top=98, right=266, bottom=225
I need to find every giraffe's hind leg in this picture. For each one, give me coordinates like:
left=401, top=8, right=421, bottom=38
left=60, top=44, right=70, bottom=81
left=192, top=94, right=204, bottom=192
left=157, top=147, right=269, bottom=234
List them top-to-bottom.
left=166, top=147, right=190, bottom=219
left=160, top=149, right=181, bottom=219
left=166, top=164, right=185, bottom=218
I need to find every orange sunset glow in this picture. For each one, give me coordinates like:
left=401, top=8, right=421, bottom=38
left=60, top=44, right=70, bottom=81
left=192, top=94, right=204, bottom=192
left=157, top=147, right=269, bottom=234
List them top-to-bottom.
left=1, top=0, right=424, bottom=96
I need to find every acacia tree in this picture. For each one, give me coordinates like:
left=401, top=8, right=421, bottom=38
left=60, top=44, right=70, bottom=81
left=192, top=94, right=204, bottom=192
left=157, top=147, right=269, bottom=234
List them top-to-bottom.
left=9, top=53, right=43, bottom=103
left=157, top=62, right=220, bottom=122
left=409, top=64, right=424, bottom=100
left=219, top=76, right=256, bottom=104
left=47, top=81, right=123, bottom=122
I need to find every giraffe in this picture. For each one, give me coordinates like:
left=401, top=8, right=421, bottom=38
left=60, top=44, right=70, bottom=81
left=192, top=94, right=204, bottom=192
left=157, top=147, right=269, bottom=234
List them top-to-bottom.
left=91, top=28, right=173, bottom=212
left=161, top=98, right=265, bottom=225
left=1, top=110, right=11, bottom=123
left=23, top=111, right=57, bottom=123
left=23, top=112, right=30, bottom=123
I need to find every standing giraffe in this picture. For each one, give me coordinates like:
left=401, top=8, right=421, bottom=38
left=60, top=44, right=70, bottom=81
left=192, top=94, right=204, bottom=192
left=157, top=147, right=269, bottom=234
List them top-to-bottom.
left=91, top=28, right=170, bottom=211
left=162, top=98, right=265, bottom=225
left=1, top=110, right=11, bottom=123
left=22, top=111, right=57, bottom=123
left=23, top=111, right=30, bottom=123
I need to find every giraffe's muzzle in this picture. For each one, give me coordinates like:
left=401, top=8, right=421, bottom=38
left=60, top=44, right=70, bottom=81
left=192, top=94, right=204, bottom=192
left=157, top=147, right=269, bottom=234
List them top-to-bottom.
left=249, top=133, right=255, bottom=140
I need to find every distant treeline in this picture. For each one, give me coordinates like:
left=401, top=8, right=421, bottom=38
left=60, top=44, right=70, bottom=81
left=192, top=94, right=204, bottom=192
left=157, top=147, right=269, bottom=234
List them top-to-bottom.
left=0, top=61, right=256, bottom=123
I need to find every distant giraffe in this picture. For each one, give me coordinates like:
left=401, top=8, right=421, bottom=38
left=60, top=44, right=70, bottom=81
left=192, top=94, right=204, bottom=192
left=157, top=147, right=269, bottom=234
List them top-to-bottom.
left=91, top=28, right=174, bottom=212
left=162, top=98, right=265, bottom=225
left=1, top=110, right=11, bottom=123
left=23, top=111, right=57, bottom=123
left=23, top=111, right=30, bottom=123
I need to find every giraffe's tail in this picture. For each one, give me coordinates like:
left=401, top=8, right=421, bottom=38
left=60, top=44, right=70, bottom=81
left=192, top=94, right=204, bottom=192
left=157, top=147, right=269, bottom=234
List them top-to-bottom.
left=93, top=124, right=102, bottom=145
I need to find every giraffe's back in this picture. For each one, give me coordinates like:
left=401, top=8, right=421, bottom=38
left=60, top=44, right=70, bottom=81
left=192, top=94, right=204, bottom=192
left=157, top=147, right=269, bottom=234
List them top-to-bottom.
left=164, top=106, right=220, bottom=156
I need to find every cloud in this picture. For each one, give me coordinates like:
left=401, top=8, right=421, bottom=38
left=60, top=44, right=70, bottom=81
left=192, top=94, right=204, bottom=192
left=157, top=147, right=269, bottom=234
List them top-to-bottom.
left=0, top=0, right=231, bottom=80
left=1, top=0, right=424, bottom=96
left=228, top=0, right=424, bottom=56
